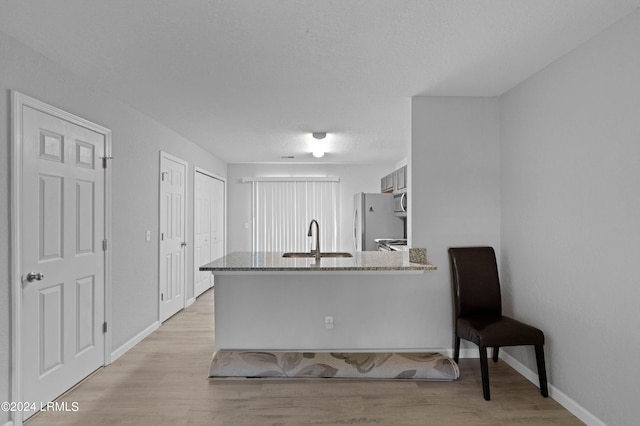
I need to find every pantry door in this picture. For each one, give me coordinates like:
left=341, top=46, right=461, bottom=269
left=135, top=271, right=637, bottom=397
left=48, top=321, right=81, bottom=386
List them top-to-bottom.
left=15, top=93, right=110, bottom=420
left=159, top=152, right=187, bottom=322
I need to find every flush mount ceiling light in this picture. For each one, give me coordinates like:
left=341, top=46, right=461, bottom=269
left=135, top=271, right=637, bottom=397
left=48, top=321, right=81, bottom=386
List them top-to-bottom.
left=311, top=132, right=327, bottom=158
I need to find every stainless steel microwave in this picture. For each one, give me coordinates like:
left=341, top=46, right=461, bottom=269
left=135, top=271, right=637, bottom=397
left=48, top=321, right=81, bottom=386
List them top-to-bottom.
left=393, top=192, right=407, bottom=215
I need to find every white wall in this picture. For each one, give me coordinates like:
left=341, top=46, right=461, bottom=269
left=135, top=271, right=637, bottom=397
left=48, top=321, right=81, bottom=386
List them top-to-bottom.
left=500, top=10, right=640, bottom=426
left=0, top=30, right=226, bottom=420
left=410, top=96, right=501, bottom=352
left=227, top=163, right=395, bottom=253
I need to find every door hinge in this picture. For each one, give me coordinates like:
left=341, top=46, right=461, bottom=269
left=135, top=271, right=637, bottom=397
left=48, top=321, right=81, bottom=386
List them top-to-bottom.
left=101, top=156, right=114, bottom=169
left=161, top=171, right=168, bottom=181
left=102, top=239, right=108, bottom=251
left=161, top=293, right=164, bottom=301
left=103, top=322, right=108, bottom=333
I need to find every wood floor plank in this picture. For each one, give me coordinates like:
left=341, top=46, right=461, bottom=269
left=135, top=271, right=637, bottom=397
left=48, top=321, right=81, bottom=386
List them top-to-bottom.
left=26, top=289, right=583, bottom=425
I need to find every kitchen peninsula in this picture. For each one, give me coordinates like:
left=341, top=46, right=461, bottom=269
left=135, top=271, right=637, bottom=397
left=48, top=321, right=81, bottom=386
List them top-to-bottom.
left=200, top=251, right=444, bottom=352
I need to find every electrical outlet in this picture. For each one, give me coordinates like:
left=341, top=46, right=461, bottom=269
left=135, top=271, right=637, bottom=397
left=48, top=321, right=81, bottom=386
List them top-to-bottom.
left=324, top=316, right=334, bottom=329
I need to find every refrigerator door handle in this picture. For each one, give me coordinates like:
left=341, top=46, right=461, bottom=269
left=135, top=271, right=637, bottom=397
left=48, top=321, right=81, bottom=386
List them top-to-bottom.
left=353, top=209, right=358, bottom=251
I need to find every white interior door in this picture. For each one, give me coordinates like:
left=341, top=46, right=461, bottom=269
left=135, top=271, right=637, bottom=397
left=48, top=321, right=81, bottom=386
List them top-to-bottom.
left=21, top=103, right=106, bottom=417
left=159, top=152, right=187, bottom=322
left=194, top=171, right=224, bottom=298
left=194, top=172, right=212, bottom=297
left=211, top=177, right=224, bottom=267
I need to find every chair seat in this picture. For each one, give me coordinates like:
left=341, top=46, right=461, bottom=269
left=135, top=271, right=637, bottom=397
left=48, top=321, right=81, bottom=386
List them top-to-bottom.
left=457, top=315, right=544, bottom=348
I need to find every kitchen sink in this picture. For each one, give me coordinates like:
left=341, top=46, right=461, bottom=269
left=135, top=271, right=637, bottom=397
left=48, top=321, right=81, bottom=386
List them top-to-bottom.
left=282, top=252, right=353, bottom=258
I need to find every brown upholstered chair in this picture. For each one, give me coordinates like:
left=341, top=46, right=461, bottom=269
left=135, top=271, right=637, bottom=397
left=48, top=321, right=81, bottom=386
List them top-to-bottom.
left=448, top=246, right=549, bottom=401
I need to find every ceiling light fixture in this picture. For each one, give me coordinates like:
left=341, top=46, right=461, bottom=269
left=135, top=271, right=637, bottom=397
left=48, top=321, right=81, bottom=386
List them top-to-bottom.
left=311, top=132, right=327, bottom=158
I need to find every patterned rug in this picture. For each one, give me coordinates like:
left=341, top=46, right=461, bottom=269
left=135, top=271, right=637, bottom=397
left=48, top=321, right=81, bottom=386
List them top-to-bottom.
left=209, top=351, right=459, bottom=381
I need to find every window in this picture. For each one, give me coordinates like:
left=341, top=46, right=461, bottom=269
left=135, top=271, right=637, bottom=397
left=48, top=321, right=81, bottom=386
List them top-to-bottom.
left=250, top=178, right=339, bottom=252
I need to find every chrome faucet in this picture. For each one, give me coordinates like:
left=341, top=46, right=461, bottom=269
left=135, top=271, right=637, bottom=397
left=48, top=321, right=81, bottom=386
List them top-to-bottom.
left=307, top=219, right=321, bottom=261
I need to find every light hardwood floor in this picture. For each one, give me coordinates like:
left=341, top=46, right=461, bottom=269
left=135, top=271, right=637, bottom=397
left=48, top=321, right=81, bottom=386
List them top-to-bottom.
left=27, top=289, right=583, bottom=425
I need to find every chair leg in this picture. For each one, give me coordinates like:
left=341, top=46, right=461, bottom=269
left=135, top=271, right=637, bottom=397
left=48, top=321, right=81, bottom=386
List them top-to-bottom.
left=453, top=337, right=461, bottom=363
left=535, top=345, right=549, bottom=398
left=479, top=346, right=490, bottom=400
left=492, top=347, right=499, bottom=362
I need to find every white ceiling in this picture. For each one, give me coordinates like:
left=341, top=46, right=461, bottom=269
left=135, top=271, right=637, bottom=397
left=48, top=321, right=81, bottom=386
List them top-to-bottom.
left=1, top=0, right=638, bottom=164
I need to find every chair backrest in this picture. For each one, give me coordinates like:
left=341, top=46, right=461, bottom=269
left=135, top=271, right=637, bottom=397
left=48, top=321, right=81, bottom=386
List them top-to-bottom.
left=448, top=246, right=502, bottom=318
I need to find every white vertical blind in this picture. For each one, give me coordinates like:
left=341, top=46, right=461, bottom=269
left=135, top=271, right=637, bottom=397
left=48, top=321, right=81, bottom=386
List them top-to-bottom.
left=252, top=180, right=339, bottom=252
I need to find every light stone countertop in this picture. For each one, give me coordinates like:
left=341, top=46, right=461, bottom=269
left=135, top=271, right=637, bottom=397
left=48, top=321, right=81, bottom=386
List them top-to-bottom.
left=199, top=251, right=436, bottom=272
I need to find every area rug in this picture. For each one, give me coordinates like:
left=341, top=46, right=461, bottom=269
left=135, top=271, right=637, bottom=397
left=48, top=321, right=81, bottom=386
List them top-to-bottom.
left=209, top=351, right=459, bottom=381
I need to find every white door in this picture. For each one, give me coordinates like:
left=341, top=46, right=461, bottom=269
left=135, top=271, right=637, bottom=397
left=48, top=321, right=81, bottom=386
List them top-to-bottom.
left=21, top=104, right=106, bottom=416
left=159, top=152, right=187, bottom=322
left=194, top=171, right=224, bottom=297
left=211, top=177, right=224, bottom=270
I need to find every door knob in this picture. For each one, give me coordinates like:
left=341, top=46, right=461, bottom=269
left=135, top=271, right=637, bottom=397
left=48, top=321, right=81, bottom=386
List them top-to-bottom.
left=181, top=242, right=187, bottom=248
left=26, top=272, right=45, bottom=282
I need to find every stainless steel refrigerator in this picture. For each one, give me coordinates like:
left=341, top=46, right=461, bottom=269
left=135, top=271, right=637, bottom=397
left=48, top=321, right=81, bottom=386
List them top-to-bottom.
left=353, top=192, right=404, bottom=251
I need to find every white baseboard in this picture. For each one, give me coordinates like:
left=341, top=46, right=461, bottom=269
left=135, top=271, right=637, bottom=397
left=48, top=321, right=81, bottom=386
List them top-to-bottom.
left=185, top=297, right=195, bottom=308
left=110, top=321, right=160, bottom=362
left=439, top=347, right=479, bottom=359
left=499, top=350, right=607, bottom=426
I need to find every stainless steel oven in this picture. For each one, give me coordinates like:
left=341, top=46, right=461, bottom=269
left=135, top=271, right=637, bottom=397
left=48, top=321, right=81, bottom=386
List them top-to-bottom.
left=374, top=238, right=408, bottom=251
